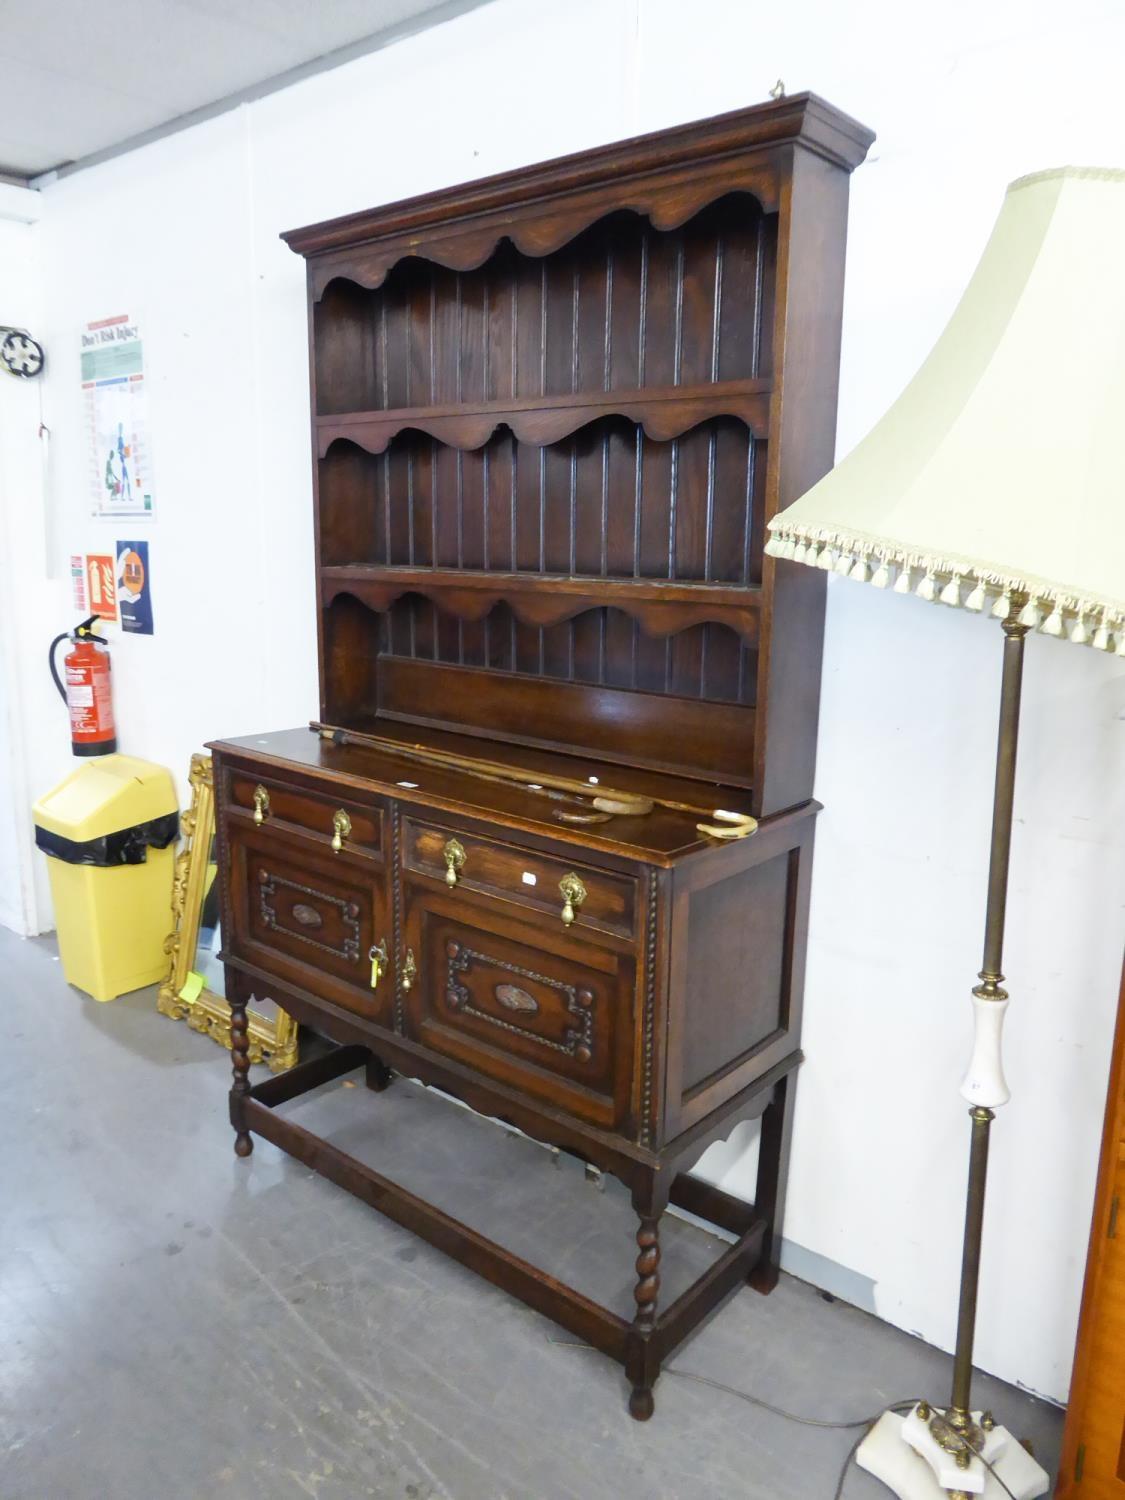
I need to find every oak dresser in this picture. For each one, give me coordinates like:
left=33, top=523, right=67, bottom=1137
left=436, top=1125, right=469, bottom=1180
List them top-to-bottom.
left=211, top=92, right=873, bottom=1419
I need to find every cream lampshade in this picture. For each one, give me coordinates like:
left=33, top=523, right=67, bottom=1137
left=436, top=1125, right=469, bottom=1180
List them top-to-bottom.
left=765, top=167, right=1125, bottom=1500
left=766, top=167, right=1125, bottom=648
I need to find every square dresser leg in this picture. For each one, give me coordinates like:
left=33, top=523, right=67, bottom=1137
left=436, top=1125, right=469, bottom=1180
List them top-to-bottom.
left=749, top=1071, right=798, bottom=1294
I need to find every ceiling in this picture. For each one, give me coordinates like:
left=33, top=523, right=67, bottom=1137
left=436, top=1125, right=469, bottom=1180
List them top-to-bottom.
left=0, top=0, right=479, bottom=181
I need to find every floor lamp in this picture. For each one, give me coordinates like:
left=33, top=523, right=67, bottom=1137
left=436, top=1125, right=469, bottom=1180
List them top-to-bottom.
left=765, top=166, right=1125, bottom=1500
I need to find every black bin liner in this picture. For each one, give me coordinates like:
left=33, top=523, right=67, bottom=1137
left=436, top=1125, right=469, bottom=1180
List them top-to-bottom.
left=34, top=810, right=179, bottom=868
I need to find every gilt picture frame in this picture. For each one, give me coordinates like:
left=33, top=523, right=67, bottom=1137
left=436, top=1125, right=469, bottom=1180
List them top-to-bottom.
left=158, top=752, right=298, bottom=1072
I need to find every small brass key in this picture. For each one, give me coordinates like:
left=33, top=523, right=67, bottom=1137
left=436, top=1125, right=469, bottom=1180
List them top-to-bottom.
left=368, top=939, right=388, bottom=989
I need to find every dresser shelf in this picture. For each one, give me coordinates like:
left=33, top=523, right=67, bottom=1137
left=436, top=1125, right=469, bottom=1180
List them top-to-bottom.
left=315, top=378, right=773, bottom=457
left=320, top=566, right=764, bottom=640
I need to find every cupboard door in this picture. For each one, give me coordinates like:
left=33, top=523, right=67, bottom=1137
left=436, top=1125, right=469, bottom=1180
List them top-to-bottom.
left=224, top=824, right=392, bottom=1024
left=402, top=886, right=635, bottom=1130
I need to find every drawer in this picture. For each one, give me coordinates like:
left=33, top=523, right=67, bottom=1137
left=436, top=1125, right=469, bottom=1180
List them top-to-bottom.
left=228, top=769, right=382, bottom=861
left=403, top=817, right=636, bottom=939
left=223, top=823, right=393, bottom=1024
left=402, top=890, right=635, bottom=1130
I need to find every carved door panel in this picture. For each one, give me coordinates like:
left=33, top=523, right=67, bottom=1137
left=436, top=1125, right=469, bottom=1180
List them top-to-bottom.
left=224, top=824, right=392, bottom=1024
left=401, top=884, right=635, bottom=1130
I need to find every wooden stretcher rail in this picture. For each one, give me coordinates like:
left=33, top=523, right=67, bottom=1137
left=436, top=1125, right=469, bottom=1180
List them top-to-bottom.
left=244, top=1045, right=771, bottom=1386
left=245, top=1083, right=630, bottom=1360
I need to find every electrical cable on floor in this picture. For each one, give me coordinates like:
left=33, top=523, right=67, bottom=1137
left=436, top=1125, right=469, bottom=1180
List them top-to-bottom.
left=547, top=1338, right=1022, bottom=1500
left=657, top=1365, right=917, bottom=1431
left=667, top=1367, right=1021, bottom=1500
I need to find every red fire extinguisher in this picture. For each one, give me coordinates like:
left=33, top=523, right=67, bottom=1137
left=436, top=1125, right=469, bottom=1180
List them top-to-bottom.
left=49, top=616, right=117, bottom=756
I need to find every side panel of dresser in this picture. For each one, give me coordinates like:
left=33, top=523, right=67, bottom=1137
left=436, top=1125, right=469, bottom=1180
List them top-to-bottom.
left=659, top=803, right=816, bottom=1145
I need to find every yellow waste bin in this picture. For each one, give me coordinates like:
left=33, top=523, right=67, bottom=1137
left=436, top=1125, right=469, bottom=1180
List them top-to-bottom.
left=33, top=755, right=179, bottom=1002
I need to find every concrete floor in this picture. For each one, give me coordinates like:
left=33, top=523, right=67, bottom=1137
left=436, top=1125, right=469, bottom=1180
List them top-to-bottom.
left=1, top=928, right=1062, bottom=1500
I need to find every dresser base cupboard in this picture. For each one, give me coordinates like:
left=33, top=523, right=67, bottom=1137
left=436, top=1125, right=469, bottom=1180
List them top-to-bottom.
left=212, top=94, right=873, bottom=1419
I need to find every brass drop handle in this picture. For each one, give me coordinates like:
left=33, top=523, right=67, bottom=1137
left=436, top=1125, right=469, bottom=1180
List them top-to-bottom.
left=252, top=785, right=270, bottom=826
left=331, top=808, right=352, bottom=853
left=443, top=838, right=466, bottom=887
left=559, top=872, right=587, bottom=927
left=368, top=939, right=388, bottom=989
left=402, top=948, right=417, bottom=993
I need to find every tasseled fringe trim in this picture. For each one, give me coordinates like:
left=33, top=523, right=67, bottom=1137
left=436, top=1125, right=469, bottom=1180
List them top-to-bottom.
left=764, top=526, right=1125, bottom=654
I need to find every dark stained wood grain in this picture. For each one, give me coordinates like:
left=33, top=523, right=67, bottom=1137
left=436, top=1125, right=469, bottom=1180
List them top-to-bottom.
left=216, top=90, right=872, bottom=1421
left=284, top=92, right=873, bottom=292
left=304, top=119, right=852, bottom=807
left=754, top=148, right=855, bottom=816
left=315, top=380, right=772, bottom=452
left=320, top=567, right=763, bottom=641
left=374, top=656, right=757, bottom=785
left=213, top=724, right=761, bottom=864
left=226, top=768, right=383, bottom=860
left=403, top=814, right=637, bottom=938
left=224, top=824, right=394, bottom=1026
left=680, top=854, right=792, bottom=1092
left=402, top=893, right=636, bottom=1130
left=250, top=1043, right=371, bottom=1107
left=655, top=1215, right=768, bottom=1358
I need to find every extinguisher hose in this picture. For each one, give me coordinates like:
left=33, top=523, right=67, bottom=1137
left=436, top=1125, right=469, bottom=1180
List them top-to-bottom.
left=48, top=633, right=69, bottom=704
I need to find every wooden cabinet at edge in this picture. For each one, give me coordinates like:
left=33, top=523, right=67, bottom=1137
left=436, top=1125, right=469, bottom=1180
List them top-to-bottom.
left=1058, top=955, right=1125, bottom=1497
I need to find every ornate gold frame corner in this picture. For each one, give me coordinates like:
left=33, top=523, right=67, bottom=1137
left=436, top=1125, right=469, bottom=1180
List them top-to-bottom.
left=159, top=752, right=298, bottom=1072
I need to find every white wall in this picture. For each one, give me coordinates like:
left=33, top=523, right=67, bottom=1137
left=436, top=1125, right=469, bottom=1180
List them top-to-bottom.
left=10, top=0, right=1124, bottom=1403
left=0, top=187, right=54, bottom=935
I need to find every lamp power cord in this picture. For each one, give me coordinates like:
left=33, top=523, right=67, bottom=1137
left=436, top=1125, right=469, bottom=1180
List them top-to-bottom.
left=549, top=1339, right=1023, bottom=1500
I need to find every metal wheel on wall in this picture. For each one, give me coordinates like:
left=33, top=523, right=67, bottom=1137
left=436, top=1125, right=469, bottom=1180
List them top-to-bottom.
left=0, top=327, right=45, bottom=378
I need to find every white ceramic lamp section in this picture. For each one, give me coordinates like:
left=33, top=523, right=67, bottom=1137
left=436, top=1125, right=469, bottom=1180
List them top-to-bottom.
left=960, top=995, right=1011, bottom=1110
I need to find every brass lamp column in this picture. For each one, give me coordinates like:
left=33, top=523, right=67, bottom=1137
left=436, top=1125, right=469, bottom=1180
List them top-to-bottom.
left=765, top=165, right=1125, bottom=1500
left=923, top=600, right=1029, bottom=1475
left=951, top=605, right=1029, bottom=1434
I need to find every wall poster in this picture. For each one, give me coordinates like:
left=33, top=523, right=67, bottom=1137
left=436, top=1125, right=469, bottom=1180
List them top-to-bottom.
left=82, top=314, right=155, bottom=519
left=116, top=540, right=154, bottom=635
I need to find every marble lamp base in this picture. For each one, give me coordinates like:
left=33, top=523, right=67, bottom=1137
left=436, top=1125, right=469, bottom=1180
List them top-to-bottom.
left=857, top=1405, right=1050, bottom=1500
